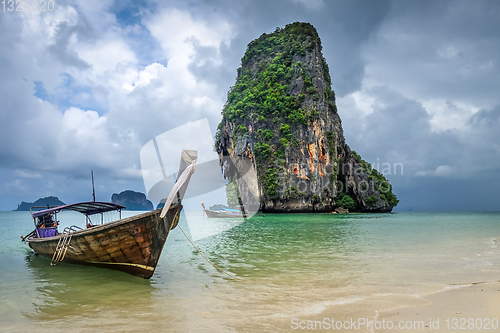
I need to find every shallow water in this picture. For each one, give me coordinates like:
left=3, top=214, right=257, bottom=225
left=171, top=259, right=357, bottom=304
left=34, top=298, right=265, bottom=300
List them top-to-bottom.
left=1, top=211, right=499, bottom=332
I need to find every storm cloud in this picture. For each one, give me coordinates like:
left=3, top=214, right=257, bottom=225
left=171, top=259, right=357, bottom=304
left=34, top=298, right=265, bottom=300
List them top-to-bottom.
left=0, top=0, right=499, bottom=211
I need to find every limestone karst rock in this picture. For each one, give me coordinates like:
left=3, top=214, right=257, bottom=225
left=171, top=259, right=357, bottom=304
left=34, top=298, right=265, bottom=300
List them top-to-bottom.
left=215, top=22, right=398, bottom=212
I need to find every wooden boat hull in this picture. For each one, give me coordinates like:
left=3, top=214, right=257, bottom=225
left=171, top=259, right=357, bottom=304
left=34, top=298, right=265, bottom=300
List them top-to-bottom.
left=27, top=205, right=182, bottom=279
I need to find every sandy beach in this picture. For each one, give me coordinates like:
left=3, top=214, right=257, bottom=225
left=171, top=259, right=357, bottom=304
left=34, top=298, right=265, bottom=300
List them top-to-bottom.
left=376, top=281, right=500, bottom=333
left=266, top=282, right=500, bottom=332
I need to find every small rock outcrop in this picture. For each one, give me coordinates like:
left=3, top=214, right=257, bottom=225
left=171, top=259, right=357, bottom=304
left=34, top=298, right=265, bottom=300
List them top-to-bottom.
left=215, top=22, right=398, bottom=213
left=111, top=190, right=154, bottom=211
left=335, top=207, right=349, bottom=214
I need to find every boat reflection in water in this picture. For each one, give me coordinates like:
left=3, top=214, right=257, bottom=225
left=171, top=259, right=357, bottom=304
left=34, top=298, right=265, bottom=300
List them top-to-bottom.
left=22, top=252, right=175, bottom=333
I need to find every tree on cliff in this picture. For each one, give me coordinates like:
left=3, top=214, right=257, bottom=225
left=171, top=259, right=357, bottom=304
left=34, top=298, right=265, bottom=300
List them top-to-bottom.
left=215, top=22, right=398, bottom=213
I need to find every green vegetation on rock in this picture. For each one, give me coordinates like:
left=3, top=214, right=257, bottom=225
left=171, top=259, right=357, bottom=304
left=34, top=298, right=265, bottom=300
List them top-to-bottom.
left=215, top=23, right=331, bottom=143
left=216, top=23, right=332, bottom=201
left=351, top=151, right=399, bottom=207
left=225, top=179, right=240, bottom=206
left=334, top=192, right=356, bottom=210
left=366, top=195, right=378, bottom=206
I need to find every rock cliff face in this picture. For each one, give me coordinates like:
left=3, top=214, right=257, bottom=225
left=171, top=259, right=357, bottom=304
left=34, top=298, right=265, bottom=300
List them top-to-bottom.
left=215, top=22, right=398, bottom=213
left=111, top=190, right=154, bottom=211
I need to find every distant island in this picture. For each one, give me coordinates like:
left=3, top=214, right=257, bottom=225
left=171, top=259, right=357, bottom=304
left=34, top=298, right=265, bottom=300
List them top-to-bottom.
left=14, top=190, right=154, bottom=211
left=111, top=190, right=154, bottom=211
left=14, top=196, right=65, bottom=211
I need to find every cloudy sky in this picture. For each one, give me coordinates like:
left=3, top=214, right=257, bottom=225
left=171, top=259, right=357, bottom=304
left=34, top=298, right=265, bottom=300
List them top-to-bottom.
left=1, top=0, right=499, bottom=211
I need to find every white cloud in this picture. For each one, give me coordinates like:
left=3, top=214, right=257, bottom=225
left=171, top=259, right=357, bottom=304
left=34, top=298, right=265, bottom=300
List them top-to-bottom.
left=362, top=2, right=500, bottom=134
left=20, top=4, right=79, bottom=42
left=98, top=8, right=236, bottom=144
left=137, top=8, right=234, bottom=101
left=145, top=8, right=233, bottom=60
left=77, top=37, right=137, bottom=75
left=122, top=62, right=164, bottom=91
left=351, top=91, right=375, bottom=116
left=421, top=99, right=479, bottom=132
left=61, top=107, right=106, bottom=135
left=434, top=165, right=454, bottom=177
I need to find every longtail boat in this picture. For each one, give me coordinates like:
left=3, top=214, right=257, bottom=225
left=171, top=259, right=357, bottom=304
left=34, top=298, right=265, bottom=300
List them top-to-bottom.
left=22, top=150, right=197, bottom=279
left=201, top=202, right=245, bottom=218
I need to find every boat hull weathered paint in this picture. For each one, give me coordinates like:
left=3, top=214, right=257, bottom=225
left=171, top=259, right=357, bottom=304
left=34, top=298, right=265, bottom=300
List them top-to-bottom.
left=27, top=205, right=182, bottom=279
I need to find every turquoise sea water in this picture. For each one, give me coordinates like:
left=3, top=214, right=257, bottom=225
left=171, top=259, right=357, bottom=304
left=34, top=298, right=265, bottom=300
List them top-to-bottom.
left=0, top=211, right=499, bottom=332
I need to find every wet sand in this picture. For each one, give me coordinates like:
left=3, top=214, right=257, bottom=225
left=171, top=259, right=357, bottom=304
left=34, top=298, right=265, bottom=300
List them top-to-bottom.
left=376, top=281, right=500, bottom=332
left=264, top=282, right=500, bottom=332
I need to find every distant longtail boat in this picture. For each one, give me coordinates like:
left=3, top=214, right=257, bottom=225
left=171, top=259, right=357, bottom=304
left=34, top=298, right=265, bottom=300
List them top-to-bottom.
left=22, top=150, right=197, bottom=279
left=201, top=202, right=245, bottom=218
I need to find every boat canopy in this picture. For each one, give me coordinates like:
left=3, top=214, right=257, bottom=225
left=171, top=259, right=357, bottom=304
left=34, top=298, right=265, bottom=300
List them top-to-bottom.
left=32, top=201, right=126, bottom=218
